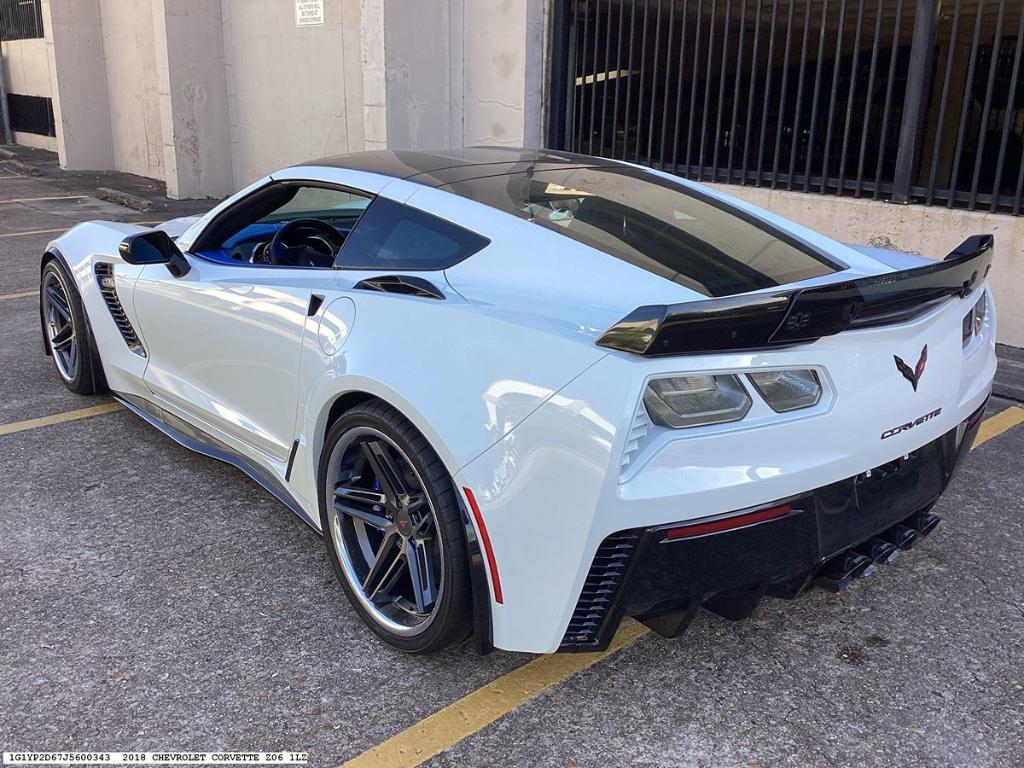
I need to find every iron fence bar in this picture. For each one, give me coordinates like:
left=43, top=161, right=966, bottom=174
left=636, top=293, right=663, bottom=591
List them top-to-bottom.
left=549, top=0, right=573, bottom=150
left=574, top=0, right=591, bottom=152
left=588, top=0, right=602, bottom=154
left=593, top=0, right=612, bottom=155
left=608, top=0, right=627, bottom=157
left=622, top=0, right=639, bottom=160
left=633, top=0, right=651, bottom=162
left=645, top=0, right=664, bottom=162
left=657, top=0, right=677, bottom=168
left=670, top=0, right=690, bottom=171
left=686, top=0, right=706, bottom=173
left=699, top=0, right=720, bottom=175
left=711, top=0, right=732, bottom=176
left=726, top=0, right=749, bottom=179
left=742, top=0, right=764, bottom=184
left=755, top=0, right=779, bottom=182
left=770, top=0, right=795, bottom=188
left=786, top=0, right=813, bottom=190
left=804, top=0, right=830, bottom=191
left=821, top=0, right=847, bottom=193
left=837, top=0, right=866, bottom=195
left=855, top=0, right=885, bottom=196
left=873, top=0, right=903, bottom=199
left=925, top=0, right=960, bottom=205
left=947, top=0, right=984, bottom=209
left=968, top=0, right=1006, bottom=209
left=563, top=1, right=580, bottom=151
left=993, top=5, right=1024, bottom=211
left=1013, top=154, right=1024, bottom=215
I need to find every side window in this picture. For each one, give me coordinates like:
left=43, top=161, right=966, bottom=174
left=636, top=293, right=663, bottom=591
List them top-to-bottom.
left=335, top=197, right=489, bottom=271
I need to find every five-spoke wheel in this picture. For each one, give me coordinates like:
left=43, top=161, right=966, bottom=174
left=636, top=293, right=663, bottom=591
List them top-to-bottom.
left=39, top=259, right=105, bottom=395
left=42, top=267, right=79, bottom=382
left=320, top=401, right=473, bottom=652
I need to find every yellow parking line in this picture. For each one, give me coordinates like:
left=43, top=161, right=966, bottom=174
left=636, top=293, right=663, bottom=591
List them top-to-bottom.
left=0, top=195, right=88, bottom=204
left=0, top=220, right=165, bottom=239
left=0, top=227, right=68, bottom=238
left=0, top=290, right=38, bottom=301
left=0, top=402, right=123, bottom=437
left=340, top=404, right=1024, bottom=768
left=973, top=405, right=1024, bottom=448
left=341, top=619, right=649, bottom=768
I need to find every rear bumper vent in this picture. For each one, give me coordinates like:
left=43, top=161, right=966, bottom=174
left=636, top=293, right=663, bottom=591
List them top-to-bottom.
left=95, top=263, right=145, bottom=357
left=560, top=529, right=640, bottom=651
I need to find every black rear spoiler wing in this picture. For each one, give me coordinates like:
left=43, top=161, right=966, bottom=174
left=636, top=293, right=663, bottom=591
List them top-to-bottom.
left=596, top=235, right=994, bottom=357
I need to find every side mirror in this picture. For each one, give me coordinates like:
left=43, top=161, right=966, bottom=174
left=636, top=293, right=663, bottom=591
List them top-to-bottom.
left=118, top=230, right=191, bottom=278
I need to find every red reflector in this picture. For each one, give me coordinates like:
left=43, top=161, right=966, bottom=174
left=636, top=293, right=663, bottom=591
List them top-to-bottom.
left=463, top=487, right=503, bottom=604
left=663, top=503, right=792, bottom=541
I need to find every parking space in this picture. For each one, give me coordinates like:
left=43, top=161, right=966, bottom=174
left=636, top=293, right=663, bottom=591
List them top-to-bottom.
left=1, top=161, right=1023, bottom=767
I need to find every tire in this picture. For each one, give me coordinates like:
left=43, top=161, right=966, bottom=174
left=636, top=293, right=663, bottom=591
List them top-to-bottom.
left=40, top=258, right=107, bottom=395
left=319, top=400, right=473, bottom=653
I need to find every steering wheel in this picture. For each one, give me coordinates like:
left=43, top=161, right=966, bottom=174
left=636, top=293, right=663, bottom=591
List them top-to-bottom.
left=267, top=218, right=345, bottom=267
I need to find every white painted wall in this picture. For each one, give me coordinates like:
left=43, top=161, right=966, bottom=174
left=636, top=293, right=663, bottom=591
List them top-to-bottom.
left=98, top=0, right=163, bottom=180
left=221, top=0, right=364, bottom=186
left=2, top=36, right=57, bottom=151
left=711, top=184, right=1024, bottom=347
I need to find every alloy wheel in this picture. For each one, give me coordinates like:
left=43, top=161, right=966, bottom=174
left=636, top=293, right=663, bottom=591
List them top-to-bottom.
left=42, top=269, right=79, bottom=382
left=326, top=426, right=445, bottom=636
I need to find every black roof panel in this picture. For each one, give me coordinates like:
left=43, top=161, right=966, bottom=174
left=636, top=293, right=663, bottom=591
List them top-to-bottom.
left=299, top=147, right=621, bottom=186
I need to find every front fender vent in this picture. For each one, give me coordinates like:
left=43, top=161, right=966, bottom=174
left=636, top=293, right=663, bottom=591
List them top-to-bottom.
left=95, top=262, right=145, bottom=357
left=560, top=529, right=640, bottom=651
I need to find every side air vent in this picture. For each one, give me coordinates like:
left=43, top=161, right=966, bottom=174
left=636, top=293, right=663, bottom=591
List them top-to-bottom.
left=95, top=263, right=145, bottom=357
left=353, top=274, right=445, bottom=300
left=620, top=406, right=653, bottom=472
left=560, top=529, right=641, bottom=650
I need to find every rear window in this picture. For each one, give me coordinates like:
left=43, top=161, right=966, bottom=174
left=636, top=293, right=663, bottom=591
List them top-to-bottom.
left=442, top=166, right=839, bottom=296
left=335, top=197, right=489, bottom=271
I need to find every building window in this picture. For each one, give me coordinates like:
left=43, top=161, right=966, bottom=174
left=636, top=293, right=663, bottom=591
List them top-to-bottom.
left=0, top=0, right=43, bottom=41
left=7, top=93, right=55, bottom=136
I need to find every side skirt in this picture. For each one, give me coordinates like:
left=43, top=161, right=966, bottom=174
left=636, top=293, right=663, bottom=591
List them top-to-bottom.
left=114, top=393, right=320, bottom=532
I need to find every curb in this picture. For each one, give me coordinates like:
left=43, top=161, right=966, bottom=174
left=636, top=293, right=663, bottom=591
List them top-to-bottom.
left=96, top=187, right=155, bottom=213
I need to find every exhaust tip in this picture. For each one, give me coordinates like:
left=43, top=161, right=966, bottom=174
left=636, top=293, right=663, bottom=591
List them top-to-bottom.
left=908, top=513, right=941, bottom=538
left=881, top=524, right=921, bottom=550
left=856, top=537, right=900, bottom=565
left=815, top=553, right=875, bottom=593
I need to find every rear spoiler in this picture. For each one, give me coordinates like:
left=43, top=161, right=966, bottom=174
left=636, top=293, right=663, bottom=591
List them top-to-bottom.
left=596, top=234, right=994, bottom=357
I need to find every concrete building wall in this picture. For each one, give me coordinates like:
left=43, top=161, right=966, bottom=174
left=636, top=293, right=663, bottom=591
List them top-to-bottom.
left=41, top=0, right=115, bottom=170
left=98, top=0, right=163, bottom=180
left=221, top=0, right=364, bottom=186
left=376, top=0, right=546, bottom=151
left=1, top=36, right=56, bottom=151
left=711, top=185, right=1024, bottom=347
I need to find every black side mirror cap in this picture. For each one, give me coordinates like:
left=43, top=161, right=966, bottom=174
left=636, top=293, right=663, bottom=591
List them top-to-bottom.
left=118, top=230, right=191, bottom=278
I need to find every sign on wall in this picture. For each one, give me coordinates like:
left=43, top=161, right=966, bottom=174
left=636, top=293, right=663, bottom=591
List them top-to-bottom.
left=295, top=0, right=324, bottom=26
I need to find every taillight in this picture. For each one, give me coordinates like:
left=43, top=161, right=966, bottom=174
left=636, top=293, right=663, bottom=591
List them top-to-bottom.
left=662, top=503, right=792, bottom=541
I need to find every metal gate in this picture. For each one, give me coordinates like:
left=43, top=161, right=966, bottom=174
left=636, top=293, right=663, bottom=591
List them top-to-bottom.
left=549, top=0, right=1024, bottom=215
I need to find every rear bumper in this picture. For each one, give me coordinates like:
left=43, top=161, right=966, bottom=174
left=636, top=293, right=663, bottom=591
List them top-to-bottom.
left=559, top=400, right=987, bottom=652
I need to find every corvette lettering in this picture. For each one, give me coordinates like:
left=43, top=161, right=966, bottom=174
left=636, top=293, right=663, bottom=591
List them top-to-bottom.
left=880, top=408, right=942, bottom=440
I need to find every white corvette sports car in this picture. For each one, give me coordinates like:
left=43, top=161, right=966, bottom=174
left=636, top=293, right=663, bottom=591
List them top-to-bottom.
left=41, top=148, right=996, bottom=654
